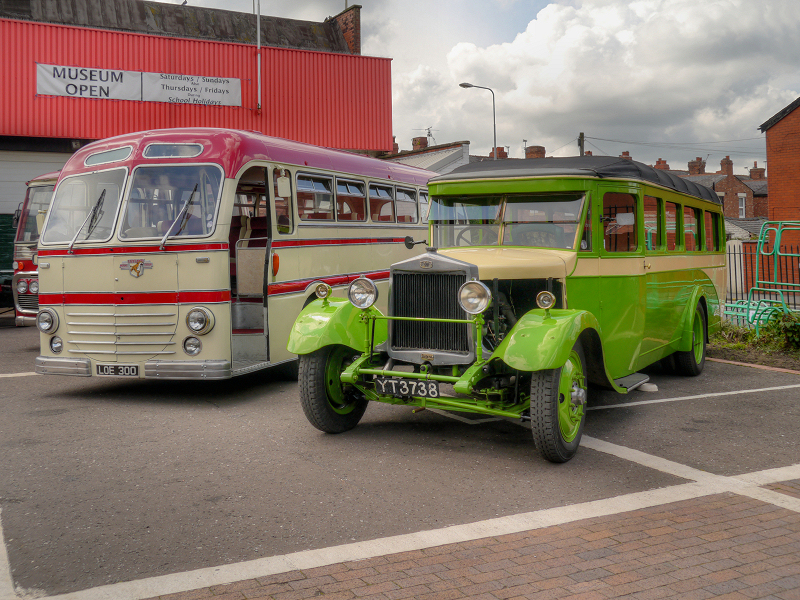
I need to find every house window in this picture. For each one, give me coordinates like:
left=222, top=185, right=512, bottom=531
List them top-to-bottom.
left=738, top=194, right=746, bottom=218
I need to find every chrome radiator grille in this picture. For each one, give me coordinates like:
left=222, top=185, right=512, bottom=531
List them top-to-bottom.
left=391, top=272, right=470, bottom=353
left=17, top=295, right=39, bottom=311
left=66, top=309, right=177, bottom=357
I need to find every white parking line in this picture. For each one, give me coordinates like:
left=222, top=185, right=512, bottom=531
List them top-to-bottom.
left=0, top=372, right=36, bottom=379
left=587, top=383, right=800, bottom=411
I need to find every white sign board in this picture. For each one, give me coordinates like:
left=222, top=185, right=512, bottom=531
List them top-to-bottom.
left=36, top=63, right=242, bottom=107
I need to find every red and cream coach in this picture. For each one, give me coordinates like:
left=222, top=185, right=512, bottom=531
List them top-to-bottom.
left=35, top=128, right=433, bottom=379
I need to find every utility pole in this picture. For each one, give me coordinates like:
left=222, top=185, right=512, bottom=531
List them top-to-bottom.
left=578, top=132, right=585, bottom=157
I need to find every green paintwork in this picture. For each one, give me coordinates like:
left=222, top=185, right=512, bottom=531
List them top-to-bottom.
left=286, top=297, right=387, bottom=355
left=489, top=309, right=598, bottom=372
left=324, top=345, right=361, bottom=414
left=558, top=348, right=586, bottom=443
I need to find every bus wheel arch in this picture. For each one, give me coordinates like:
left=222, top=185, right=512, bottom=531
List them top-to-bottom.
left=673, top=300, right=707, bottom=377
left=577, top=327, right=613, bottom=389
left=298, top=345, right=368, bottom=433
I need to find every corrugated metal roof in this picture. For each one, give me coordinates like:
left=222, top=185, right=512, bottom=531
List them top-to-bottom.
left=0, top=0, right=352, bottom=51
left=0, top=18, right=392, bottom=150
left=387, top=145, right=468, bottom=174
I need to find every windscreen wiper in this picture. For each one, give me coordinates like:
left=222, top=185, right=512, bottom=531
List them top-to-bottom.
left=159, top=183, right=198, bottom=251
left=68, top=189, right=106, bottom=255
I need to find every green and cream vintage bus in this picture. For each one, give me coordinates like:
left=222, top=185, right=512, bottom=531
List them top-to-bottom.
left=287, top=156, right=727, bottom=462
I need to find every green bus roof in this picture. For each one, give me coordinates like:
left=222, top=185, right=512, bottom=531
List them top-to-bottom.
left=429, top=156, right=721, bottom=205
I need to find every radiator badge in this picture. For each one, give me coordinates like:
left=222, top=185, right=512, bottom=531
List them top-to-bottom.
left=120, top=259, right=154, bottom=278
left=419, top=260, right=433, bottom=269
left=421, top=353, right=434, bottom=362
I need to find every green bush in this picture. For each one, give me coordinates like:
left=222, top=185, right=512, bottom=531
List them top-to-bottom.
left=765, top=312, right=800, bottom=350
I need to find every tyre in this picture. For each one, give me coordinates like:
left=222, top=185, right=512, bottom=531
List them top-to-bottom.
left=672, top=303, right=706, bottom=376
left=530, top=342, right=588, bottom=463
left=298, top=345, right=368, bottom=433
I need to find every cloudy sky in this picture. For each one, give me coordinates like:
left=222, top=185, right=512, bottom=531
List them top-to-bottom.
left=167, top=0, right=798, bottom=175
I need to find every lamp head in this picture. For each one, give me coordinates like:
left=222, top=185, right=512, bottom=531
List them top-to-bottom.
left=459, top=82, right=474, bottom=88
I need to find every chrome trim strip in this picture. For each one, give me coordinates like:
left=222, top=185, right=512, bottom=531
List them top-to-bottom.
left=66, top=312, right=176, bottom=317
left=66, top=322, right=176, bottom=327
left=66, top=331, right=174, bottom=336
left=68, top=341, right=176, bottom=346
left=68, top=350, right=175, bottom=355
left=35, top=356, right=92, bottom=377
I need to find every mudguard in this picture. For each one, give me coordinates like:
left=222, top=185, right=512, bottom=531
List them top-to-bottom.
left=677, top=288, right=707, bottom=351
left=287, top=297, right=387, bottom=355
left=490, top=309, right=601, bottom=372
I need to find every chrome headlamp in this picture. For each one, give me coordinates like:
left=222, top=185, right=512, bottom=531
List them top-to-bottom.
left=348, top=277, right=378, bottom=309
left=16, top=280, right=28, bottom=294
left=29, top=280, right=39, bottom=294
left=458, top=281, right=492, bottom=315
left=314, top=282, right=332, bottom=300
left=536, top=291, right=556, bottom=310
left=186, top=307, right=215, bottom=335
left=36, top=308, right=59, bottom=333
left=183, top=336, right=202, bottom=356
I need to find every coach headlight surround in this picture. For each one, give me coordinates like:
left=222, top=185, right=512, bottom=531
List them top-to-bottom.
left=348, top=277, right=378, bottom=309
left=458, top=280, right=492, bottom=315
left=186, top=307, right=214, bottom=335
left=37, top=308, right=59, bottom=333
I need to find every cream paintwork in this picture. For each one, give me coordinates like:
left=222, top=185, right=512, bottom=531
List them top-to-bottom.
left=438, top=247, right=578, bottom=280
left=570, top=253, right=725, bottom=278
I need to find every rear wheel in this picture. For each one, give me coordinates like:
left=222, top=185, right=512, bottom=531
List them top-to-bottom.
left=672, top=303, right=706, bottom=376
left=530, top=342, right=587, bottom=463
left=298, top=345, right=368, bottom=433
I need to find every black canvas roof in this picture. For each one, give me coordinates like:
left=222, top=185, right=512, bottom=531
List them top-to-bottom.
left=429, top=156, right=720, bottom=204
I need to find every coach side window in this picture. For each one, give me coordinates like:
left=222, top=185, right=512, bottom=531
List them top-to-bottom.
left=273, top=168, right=293, bottom=234
left=297, top=175, right=334, bottom=221
left=336, top=179, right=366, bottom=222
left=369, top=184, right=395, bottom=222
left=396, top=188, right=418, bottom=223
left=420, top=191, right=430, bottom=224
left=602, top=192, right=637, bottom=252
left=643, top=195, right=662, bottom=251
left=665, top=201, right=679, bottom=251
left=684, top=207, right=699, bottom=251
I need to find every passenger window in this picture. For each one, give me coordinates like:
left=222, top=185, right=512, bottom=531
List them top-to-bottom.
left=273, top=168, right=293, bottom=234
left=297, top=175, right=334, bottom=221
left=336, top=179, right=366, bottom=222
left=369, top=184, right=395, bottom=222
left=396, top=188, right=418, bottom=223
left=420, top=192, right=430, bottom=224
left=602, top=192, right=637, bottom=252
left=643, top=195, right=662, bottom=251
left=665, top=202, right=679, bottom=251
left=684, top=207, right=699, bottom=251
left=704, top=211, right=714, bottom=251
left=711, top=213, right=722, bottom=251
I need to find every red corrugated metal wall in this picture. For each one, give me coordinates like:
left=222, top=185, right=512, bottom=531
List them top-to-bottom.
left=0, top=18, right=393, bottom=151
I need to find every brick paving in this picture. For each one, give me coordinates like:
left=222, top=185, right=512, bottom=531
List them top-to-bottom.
left=767, top=480, right=800, bottom=501
left=144, top=491, right=800, bottom=600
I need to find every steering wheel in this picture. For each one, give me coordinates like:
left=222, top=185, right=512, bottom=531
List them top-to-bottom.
left=455, top=225, right=497, bottom=246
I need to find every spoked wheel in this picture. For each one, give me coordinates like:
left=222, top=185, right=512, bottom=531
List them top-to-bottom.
left=672, top=303, right=706, bottom=376
left=530, top=342, right=588, bottom=463
left=298, top=345, right=368, bottom=433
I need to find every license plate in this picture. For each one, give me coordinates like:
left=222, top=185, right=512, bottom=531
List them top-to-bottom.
left=96, top=363, right=139, bottom=377
left=375, top=377, right=439, bottom=398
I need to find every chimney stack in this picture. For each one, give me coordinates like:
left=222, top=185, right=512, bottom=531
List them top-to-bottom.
left=391, top=136, right=399, bottom=155
left=412, top=136, right=428, bottom=151
left=525, top=145, right=546, bottom=159
left=489, top=146, right=508, bottom=159
left=620, top=151, right=632, bottom=160
left=720, top=155, right=733, bottom=176
left=688, top=157, right=705, bottom=176
left=654, top=158, right=670, bottom=170
left=750, top=161, right=766, bottom=180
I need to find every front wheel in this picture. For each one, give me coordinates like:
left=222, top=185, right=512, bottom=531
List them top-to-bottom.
left=672, top=303, right=706, bottom=376
left=530, top=342, right=588, bottom=463
left=298, top=346, right=368, bottom=433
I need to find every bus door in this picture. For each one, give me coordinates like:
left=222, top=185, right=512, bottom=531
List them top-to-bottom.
left=230, top=167, right=270, bottom=364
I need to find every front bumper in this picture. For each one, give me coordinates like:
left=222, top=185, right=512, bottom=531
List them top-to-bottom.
left=16, top=314, right=36, bottom=326
left=35, top=357, right=234, bottom=379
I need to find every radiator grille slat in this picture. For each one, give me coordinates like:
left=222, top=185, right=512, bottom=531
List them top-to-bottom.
left=391, top=273, right=470, bottom=353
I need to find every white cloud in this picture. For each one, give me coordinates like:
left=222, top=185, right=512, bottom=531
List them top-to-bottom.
left=389, top=0, right=800, bottom=172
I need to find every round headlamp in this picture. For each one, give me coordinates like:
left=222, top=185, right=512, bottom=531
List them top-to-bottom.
left=348, top=277, right=378, bottom=309
left=16, top=280, right=28, bottom=294
left=29, top=280, right=39, bottom=295
left=458, top=281, right=492, bottom=315
left=314, top=282, right=332, bottom=300
left=536, top=291, right=556, bottom=310
left=186, top=307, right=214, bottom=335
left=36, top=308, right=59, bottom=333
left=50, top=336, right=63, bottom=354
left=183, top=336, right=202, bottom=356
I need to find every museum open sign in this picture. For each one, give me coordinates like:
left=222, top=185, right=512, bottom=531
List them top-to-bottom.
left=36, top=63, right=242, bottom=107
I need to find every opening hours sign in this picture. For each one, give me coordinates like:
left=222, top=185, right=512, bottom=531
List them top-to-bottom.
left=36, top=63, right=242, bottom=107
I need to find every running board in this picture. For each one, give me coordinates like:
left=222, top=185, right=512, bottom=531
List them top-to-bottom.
left=613, top=373, right=650, bottom=392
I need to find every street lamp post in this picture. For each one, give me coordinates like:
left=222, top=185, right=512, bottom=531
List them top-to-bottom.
left=459, top=82, right=497, bottom=160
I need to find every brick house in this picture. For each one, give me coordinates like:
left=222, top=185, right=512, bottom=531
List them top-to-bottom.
left=759, top=97, right=800, bottom=245
left=680, top=156, right=765, bottom=220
